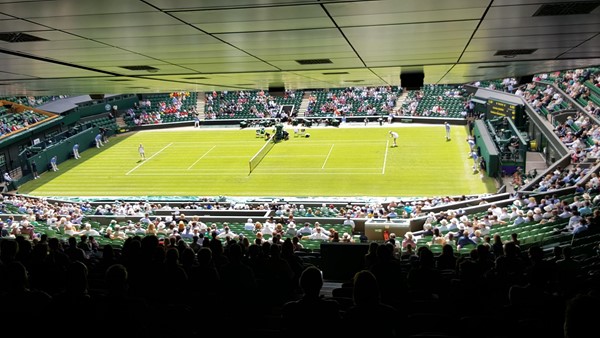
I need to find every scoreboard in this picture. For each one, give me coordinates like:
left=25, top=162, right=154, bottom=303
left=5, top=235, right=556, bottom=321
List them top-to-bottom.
left=486, top=99, right=525, bottom=127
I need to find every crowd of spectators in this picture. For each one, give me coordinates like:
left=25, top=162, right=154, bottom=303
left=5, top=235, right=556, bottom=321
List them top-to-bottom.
left=471, top=69, right=600, bottom=169
left=399, top=84, right=469, bottom=118
left=305, top=86, right=398, bottom=118
left=204, top=89, right=299, bottom=121
left=127, top=92, right=197, bottom=126
left=0, top=95, right=68, bottom=107
left=0, top=109, right=49, bottom=138
left=416, top=190, right=600, bottom=253
left=0, top=192, right=491, bottom=246
left=0, top=210, right=597, bottom=337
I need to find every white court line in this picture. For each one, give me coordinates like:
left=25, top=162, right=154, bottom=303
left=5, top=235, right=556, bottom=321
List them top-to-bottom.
left=382, top=140, right=389, bottom=174
left=126, top=142, right=173, bottom=175
left=322, top=144, right=334, bottom=169
left=187, top=146, right=216, bottom=170
left=129, top=167, right=384, bottom=172
left=130, top=171, right=382, bottom=176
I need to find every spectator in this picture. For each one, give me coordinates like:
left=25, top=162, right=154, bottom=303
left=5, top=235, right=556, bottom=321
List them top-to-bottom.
left=2, top=172, right=13, bottom=192
left=343, top=214, right=356, bottom=233
left=402, top=231, right=416, bottom=249
left=281, top=266, right=341, bottom=337
left=342, top=270, right=400, bottom=338
left=564, top=293, right=597, bottom=338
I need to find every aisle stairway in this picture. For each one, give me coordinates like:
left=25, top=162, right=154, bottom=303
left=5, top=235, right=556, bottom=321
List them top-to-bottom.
left=298, top=91, right=311, bottom=116
left=394, top=91, right=409, bottom=113
left=196, top=92, right=205, bottom=119
left=115, top=116, right=127, bottom=129
left=502, top=151, right=549, bottom=192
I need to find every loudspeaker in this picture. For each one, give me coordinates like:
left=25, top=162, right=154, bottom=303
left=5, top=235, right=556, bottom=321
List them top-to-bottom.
left=400, top=72, right=424, bottom=90
left=517, top=74, right=534, bottom=85
left=268, top=86, right=285, bottom=97
left=89, top=94, right=105, bottom=100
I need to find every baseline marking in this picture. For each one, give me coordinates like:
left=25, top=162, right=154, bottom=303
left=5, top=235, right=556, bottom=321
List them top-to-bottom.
left=382, top=140, right=389, bottom=174
left=126, top=142, right=173, bottom=175
left=322, top=144, right=334, bottom=169
left=187, top=146, right=216, bottom=170
left=127, top=167, right=383, bottom=173
left=129, top=171, right=382, bottom=176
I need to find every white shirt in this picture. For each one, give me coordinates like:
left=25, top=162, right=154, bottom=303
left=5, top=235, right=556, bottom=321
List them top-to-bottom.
left=343, top=218, right=355, bottom=230
left=264, top=219, right=276, bottom=229
left=244, top=221, right=255, bottom=230
left=262, top=224, right=273, bottom=235
left=308, top=230, right=329, bottom=240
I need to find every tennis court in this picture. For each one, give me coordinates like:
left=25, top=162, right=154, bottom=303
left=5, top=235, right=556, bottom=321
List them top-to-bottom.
left=18, top=124, right=496, bottom=197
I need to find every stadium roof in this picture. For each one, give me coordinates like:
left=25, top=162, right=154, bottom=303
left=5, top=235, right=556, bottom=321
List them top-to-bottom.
left=0, top=0, right=598, bottom=95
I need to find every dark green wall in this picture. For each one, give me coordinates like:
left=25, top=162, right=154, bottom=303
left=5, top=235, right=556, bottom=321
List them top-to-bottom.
left=473, top=120, right=500, bottom=177
left=21, top=127, right=98, bottom=183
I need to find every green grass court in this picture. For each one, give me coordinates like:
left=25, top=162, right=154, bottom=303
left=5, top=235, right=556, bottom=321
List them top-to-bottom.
left=18, top=124, right=496, bottom=198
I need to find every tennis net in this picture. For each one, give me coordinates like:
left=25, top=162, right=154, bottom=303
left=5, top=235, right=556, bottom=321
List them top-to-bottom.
left=249, top=135, right=276, bottom=173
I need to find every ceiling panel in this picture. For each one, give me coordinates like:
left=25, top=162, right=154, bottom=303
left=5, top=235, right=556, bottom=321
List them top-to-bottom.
left=0, top=0, right=595, bottom=95
left=0, top=0, right=153, bottom=17
left=146, top=0, right=326, bottom=10
left=327, top=0, right=487, bottom=26
left=327, top=0, right=487, bottom=14
left=492, top=0, right=600, bottom=6
left=485, top=4, right=543, bottom=19
left=172, top=5, right=333, bottom=33
left=331, top=8, right=486, bottom=26
left=30, top=12, right=182, bottom=30
left=479, top=14, right=600, bottom=30
left=0, top=18, right=48, bottom=31
left=343, top=21, right=478, bottom=51
left=344, top=21, right=476, bottom=66
left=474, top=24, right=600, bottom=38
left=64, top=25, right=202, bottom=39
left=216, top=28, right=347, bottom=48
left=19, top=30, right=83, bottom=41
left=465, top=33, right=595, bottom=51
left=95, top=35, right=219, bottom=48
left=564, top=35, right=600, bottom=53
left=0, top=39, right=109, bottom=52
left=24, top=47, right=135, bottom=59
left=362, top=48, right=463, bottom=60
left=460, top=48, right=571, bottom=63
left=260, top=51, right=355, bottom=61
left=561, top=52, right=600, bottom=58
left=137, top=56, right=260, bottom=65
left=269, top=58, right=365, bottom=70
left=367, top=58, right=460, bottom=68
left=443, top=58, right=600, bottom=83
left=0, top=59, right=106, bottom=77
left=80, top=59, right=171, bottom=68
left=175, top=62, right=278, bottom=73
left=97, top=64, right=200, bottom=76
left=0, top=71, right=35, bottom=80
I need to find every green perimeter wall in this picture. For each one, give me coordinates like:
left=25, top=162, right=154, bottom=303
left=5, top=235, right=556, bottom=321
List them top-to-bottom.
left=473, top=120, right=500, bottom=177
left=18, top=127, right=98, bottom=184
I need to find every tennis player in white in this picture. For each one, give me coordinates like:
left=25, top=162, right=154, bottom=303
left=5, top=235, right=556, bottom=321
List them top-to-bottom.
left=389, top=131, right=398, bottom=147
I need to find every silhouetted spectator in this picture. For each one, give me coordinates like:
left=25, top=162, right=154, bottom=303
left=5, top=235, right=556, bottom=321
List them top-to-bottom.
left=281, top=266, right=341, bottom=338
left=342, top=270, right=401, bottom=338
